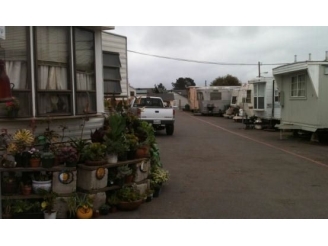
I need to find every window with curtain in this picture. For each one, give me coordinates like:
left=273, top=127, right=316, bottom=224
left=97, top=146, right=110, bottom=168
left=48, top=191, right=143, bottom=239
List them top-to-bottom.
left=0, top=26, right=31, bottom=117
left=35, top=26, right=71, bottom=115
left=74, top=27, right=96, bottom=114
left=103, top=51, right=122, bottom=94
left=291, top=75, right=306, bottom=97
left=254, top=83, right=265, bottom=109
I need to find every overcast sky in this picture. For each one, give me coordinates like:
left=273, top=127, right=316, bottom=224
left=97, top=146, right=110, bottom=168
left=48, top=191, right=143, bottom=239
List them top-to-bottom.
left=109, top=26, right=328, bottom=90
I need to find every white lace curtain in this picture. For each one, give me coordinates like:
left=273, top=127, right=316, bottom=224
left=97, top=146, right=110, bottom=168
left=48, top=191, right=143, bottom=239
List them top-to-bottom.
left=5, top=61, right=27, bottom=90
left=38, top=65, right=68, bottom=90
left=38, top=65, right=69, bottom=114
left=76, top=71, right=94, bottom=90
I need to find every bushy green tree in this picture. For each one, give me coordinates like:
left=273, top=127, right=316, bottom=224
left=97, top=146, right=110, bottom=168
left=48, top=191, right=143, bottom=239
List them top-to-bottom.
left=210, top=74, right=241, bottom=86
left=171, top=77, right=195, bottom=90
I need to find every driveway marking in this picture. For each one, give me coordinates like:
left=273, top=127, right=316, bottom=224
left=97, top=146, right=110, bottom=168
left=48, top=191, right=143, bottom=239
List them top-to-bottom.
left=189, top=114, right=328, bottom=168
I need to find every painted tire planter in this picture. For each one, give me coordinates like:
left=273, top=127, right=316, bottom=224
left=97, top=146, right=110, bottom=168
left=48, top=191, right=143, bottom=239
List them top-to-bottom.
left=32, top=180, right=52, bottom=194
left=76, top=207, right=93, bottom=219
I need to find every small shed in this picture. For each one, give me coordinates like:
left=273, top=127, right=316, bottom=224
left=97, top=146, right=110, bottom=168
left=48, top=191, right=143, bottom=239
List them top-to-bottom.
left=273, top=54, right=328, bottom=135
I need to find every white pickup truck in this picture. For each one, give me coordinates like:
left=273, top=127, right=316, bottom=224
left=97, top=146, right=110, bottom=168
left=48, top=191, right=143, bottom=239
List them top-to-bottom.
left=129, top=96, right=175, bottom=135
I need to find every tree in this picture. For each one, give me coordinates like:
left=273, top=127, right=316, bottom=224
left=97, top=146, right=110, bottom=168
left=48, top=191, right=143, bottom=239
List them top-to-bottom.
left=210, top=74, right=241, bottom=86
left=171, top=77, right=196, bottom=90
left=153, top=83, right=167, bottom=93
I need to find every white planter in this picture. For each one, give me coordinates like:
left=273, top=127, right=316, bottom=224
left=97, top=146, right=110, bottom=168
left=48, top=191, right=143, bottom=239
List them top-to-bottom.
left=107, top=153, right=118, bottom=164
left=32, top=180, right=52, bottom=194
left=44, top=211, right=57, bottom=219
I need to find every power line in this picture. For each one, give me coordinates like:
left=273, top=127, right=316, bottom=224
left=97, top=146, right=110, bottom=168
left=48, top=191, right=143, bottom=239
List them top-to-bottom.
left=127, top=50, right=289, bottom=66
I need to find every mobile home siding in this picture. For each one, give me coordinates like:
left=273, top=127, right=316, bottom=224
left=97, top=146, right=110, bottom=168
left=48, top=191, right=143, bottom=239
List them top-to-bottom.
left=0, top=26, right=107, bottom=141
left=102, top=32, right=128, bottom=97
left=280, top=72, right=319, bottom=127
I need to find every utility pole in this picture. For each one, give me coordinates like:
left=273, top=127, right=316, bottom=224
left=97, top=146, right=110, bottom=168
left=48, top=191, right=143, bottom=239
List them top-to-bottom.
left=258, top=61, right=261, bottom=77
left=205, top=80, right=207, bottom=86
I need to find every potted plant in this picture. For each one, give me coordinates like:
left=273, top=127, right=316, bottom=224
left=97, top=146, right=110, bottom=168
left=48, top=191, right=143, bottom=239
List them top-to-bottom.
left=5, top=97, right=20, bottom=118
left=103, top=113, right=128, bottom=163
left=7, top=129, right=34, bottom=167
left=125, top=133, right=139, bottom=160
left=69, top=137, right=90, bottom=163
left=104, top=137, right=129, bottom=163
left=81, top=142, right=107, bottom=166
left=57, top=145, right=79, bottom=167
left=28, top=147, right=41, bottom=167
left=41, top=151, right=55, bottom=168
left=116, top=165, right=134, bottom=184
left=150, top=166, right=169, bottom=197
left=31, top=171, right=52, bottom=194
left=2, top=173, right=18, bottom=195
left=20, top=179, right=32, bottom=196
left=116, top=185, right=143, bottom=211
left=39, top=189, right=59, bottom=219
left=146, top=189, right=154, bottom=202
left=63, top=192, right=78, bottom=219
left=75, top=193, right=94, bottom=219
left=107, top=193, right=120, bottom=213
left=2, top=198, right=13, bottom=219
left=12, top=200, right=43, bottom=219
left=99, top=203, right=110, bottom=215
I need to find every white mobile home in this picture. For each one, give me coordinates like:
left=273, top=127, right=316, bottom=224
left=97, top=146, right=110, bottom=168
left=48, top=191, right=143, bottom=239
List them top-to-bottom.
left=0, top=26, right=114, bottom=140
left=273, top=54, right=328, bottom=138
left=248, top=76, right=281, bottom=125
left=230, top=83, right=254, bottom=118
left=196, top=86, right=240, bottom=116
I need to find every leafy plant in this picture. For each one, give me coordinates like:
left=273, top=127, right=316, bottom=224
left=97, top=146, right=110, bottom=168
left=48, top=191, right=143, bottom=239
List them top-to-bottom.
left=105, top=113, right=126, bottom=141
left=7, top=129, right=35, bottom=154
left=104, top=136, right=129, bottom=155
left=81, top=142, right=107, bottom=161
left=57, top=146, right=78, bottom=164
left=28, top=147, right=41, bottom=158
left=116, top=165, right=133, bottom=179
left=150, top=166, right=169, bottom=189
left=31, top=171, right=52, bottom=181
left=116, top=185, right=143, bottom=202
left=39, top=189, right=59, bottom=214
left=76, top=193, right=93, bottom=211
left=107, top=193, right=120, bottom=206
left=2, top=198, right=13, bottom=215
left=12, top=200, right=41, bottom=214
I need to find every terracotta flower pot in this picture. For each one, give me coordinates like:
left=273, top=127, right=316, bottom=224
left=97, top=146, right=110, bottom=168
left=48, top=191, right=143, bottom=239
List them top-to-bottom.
left=135, top=146, right=150, bottom=158
left=29, top=158, right=41, bottom=168
left=21, top=185, right=32, bottom=195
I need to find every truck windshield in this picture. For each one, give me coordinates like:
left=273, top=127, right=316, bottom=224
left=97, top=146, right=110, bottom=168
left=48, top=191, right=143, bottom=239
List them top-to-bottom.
left=138, top=98, right=164, bottom=108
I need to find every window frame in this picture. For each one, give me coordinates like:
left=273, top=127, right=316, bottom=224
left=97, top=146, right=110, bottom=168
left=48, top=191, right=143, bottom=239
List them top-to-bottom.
left=1, top=26, right=32, bottom=118
left=33, top=26, right=72, bottom=116
left=73, top=27, right=97, bottom=115
left=103, top=51, right=122, bottom=95
left=290, top=74, right=306, bottom=98
left=253, top=83, right=265, bottom=110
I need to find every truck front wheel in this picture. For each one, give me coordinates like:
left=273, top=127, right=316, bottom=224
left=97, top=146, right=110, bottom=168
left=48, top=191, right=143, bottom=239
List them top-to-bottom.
left=166, top=124, right=174, bottom=135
